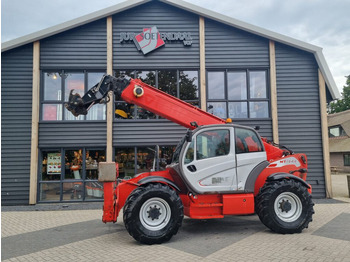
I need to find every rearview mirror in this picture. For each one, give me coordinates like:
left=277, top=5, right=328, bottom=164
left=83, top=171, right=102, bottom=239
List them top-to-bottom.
left=186, top=130, right=193, bottom=142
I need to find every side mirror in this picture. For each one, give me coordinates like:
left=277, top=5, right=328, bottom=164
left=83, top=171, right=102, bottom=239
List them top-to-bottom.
left=186, top=130, right=193, bottom=142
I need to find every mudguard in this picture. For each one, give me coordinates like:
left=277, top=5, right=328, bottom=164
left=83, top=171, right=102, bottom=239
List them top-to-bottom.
left=267, top=173, right=310, bottom=189
left=138, top=176, right=181, bottom=192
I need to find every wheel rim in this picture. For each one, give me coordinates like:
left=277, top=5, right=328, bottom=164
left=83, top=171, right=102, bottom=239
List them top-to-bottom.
left=274, top=192, right=302, bottom=222
left=139, top=197, right=171, bottom=231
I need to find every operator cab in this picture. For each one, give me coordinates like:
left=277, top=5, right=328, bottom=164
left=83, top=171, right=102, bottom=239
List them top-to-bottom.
left=173, top=124, right=266, bottom=194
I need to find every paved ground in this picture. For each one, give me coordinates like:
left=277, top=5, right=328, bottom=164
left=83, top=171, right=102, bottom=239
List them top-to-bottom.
left=2, top=198, right=350, bottom=262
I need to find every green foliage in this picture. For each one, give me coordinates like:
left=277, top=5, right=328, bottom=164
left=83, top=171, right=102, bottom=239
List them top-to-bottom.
left=328, top=75, right=350, bottom=114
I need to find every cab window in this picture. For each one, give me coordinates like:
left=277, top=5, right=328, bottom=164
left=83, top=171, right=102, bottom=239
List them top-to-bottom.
left=235, top=128, right=263, bottom=154
left=196, top=130, right=230, bottom=160
left=184, top=140, right=194, bottom=164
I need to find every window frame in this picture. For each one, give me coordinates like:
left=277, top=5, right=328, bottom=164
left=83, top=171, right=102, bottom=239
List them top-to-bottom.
left=114, top=69, right=200, bottom=121
left=206, top=69, right=270, bottom=120
left=40, top=70, right=106, bottom=122
left=329, top=125, right=346, bottom=137
left=234, top=126, right=264, bottom=154
left=114, top=145, right=177, bottom=178
left=38, top=147, right=106, bottom=203
left=344, top=154, right=350, bottom=166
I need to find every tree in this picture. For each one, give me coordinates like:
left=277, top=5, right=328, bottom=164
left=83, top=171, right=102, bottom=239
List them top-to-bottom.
left=328, top=75, right=350, bottom=114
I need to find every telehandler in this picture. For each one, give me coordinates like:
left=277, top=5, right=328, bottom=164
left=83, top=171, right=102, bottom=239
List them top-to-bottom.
left=66, top=75, right=314, bottom=244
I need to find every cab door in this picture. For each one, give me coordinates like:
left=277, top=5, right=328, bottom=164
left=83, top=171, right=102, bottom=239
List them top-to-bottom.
left=180, top=126, right=237, bottom=193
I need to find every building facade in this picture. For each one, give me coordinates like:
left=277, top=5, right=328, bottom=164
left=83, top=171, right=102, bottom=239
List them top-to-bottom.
left=1, top=0, right=339, bottom=205
left=328, top=110, right=350, bottom=174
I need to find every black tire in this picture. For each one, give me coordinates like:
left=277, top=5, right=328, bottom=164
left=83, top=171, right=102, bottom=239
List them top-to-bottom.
left=256, top=179, right=314, bottom=234
left=123, top=183, right=184, bottom=244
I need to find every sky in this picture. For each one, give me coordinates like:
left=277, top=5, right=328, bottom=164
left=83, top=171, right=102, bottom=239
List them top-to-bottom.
left=1, top=0, right=349, bottom=96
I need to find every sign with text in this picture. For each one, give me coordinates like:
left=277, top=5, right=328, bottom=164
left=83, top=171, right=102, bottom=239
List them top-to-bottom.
left=120, top=26, right=192, bottom=55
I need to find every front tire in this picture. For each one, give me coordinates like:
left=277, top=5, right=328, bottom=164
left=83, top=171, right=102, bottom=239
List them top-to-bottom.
left=256, top=179, right=314, bottom=234
left=123, top=183, right=183, bottom=244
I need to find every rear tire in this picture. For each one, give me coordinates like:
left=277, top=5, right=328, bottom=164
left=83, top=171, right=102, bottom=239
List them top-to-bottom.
left=256, top=179, right=314, bottom=234
left=123, top=183, right=183, bottom=244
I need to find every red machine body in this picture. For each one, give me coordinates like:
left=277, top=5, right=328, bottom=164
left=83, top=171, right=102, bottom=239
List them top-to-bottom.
left=66, top=75, right=314, bottom=244
left=99, top=78, right=311, bottom=222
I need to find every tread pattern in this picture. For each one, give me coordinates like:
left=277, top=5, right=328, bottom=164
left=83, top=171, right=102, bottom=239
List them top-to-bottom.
left=256, top=179, right=314, bottom=234
left=123, top=183, right=183, bottom=244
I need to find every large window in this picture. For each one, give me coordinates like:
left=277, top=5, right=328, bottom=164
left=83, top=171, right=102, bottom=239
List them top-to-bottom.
left=115, top=70, right=199, bottom=120
left=207, top=70, right=269, bottom=119
left=41, top=71, right=106, bottom=121
left=329, top=125, right=346, bottom=137
left=115, top=145, right=176, bottom=178
left=39, top=148, right=105, bottom=202
left=344, top=154, right=350, bottom=166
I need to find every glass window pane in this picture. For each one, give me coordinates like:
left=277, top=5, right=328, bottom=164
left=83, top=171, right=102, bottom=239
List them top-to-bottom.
left=115, top=70, right=135, bottom=79
left=158, top=70, right=177, bottom=97
left=137, top=71, right=156, bottom=86
left=180, top=71, right=199, bottom=100
left=249, top=71, right=267, bottom=99
left=88, top=72, right=105, bottom=88
left=208, top=72, right=225, bottom=99
left=227, top=72, right=247, bottom=100
left=44, top=73, right=61, bottom=101
left=64, top=73, right=84, bottom=101
left=115, top=102, right=133, bottom=119
left=207, top=102, right=227, bottom=119
left=228, top=102, right=248, bottom=119
left=249, top=102, right=269, bottom=118
left=42, top=104, right=62, bottom=121
left=86, top=104, right=106, bottom=120
left=65, top=106, right=84, bottom=120
left=136, top=106, right=156, bottom=119
left=235, top=128, right=263, bottom=153
left=196, top=129, right=230, bottom=160
left=184, top=141, right=194, bottom=164
left=159, top=145, right=176, bottom=170
left=137, top=147, right=156, bottom=174
left=115, top=148, right=135, bottom=179
left=64, top=149, right=83, bottom=180
left=86, top=149, right=106, bottom=180
left=41, top=151, right=61, bottom=181
left=344, top=155, right=350, bottom=166
left=62, top=182, right=83, bottom=201
left=85, top=182, right=103, bottom=200
left=39, top=183, right=60, bottom=201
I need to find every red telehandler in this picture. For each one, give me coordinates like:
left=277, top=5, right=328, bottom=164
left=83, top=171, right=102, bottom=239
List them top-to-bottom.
left=66, top=75, right=314, bottom=244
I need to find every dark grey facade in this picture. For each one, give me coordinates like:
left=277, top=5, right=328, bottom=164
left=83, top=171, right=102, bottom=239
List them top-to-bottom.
left=1, top=0, right=335, bottom=205
left=275, top=43, right=325, bottom=197
left=1, top=44, right=33, bottom=205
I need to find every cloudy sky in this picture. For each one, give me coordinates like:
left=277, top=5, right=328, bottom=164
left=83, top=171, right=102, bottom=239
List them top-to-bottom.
left=2, top=0, right=349, bottom=96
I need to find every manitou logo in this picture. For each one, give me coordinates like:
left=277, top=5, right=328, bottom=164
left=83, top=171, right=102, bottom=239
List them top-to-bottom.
left=120, top=26, right=192, bottom=55
left=267, top=157, right=301, bottom=168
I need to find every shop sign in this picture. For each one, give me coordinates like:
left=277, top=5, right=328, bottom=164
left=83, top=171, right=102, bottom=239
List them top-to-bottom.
left=120, top=26, right=192, bottom=55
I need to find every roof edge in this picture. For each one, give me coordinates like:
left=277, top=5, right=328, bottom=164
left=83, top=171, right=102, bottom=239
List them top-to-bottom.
left=1, top=0, right=151, bottom=52
left=2, top=0, right=340, bottom=100
left=160, top=0, right=339, bottom=100
left=160, top=0, right=323, bottom=53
